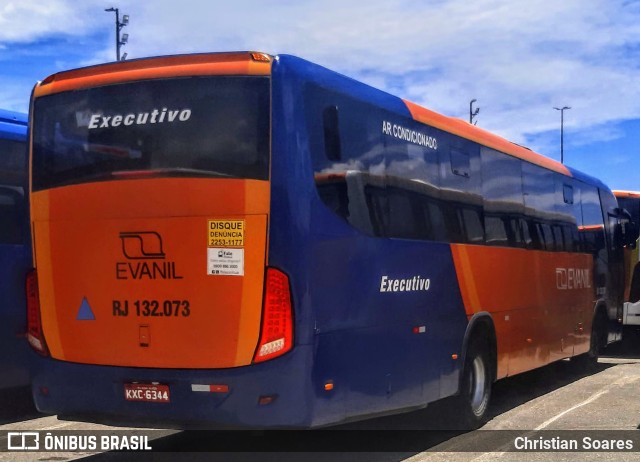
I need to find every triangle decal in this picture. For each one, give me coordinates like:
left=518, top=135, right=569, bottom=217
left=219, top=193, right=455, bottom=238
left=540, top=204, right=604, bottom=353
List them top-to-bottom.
left=77, top=297, right=96, bottom=321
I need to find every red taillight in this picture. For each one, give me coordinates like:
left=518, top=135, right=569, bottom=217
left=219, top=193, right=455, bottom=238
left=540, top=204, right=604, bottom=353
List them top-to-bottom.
left=253, top=267, right=293, bottom=363
left=26, top=270, right=49, bottom=356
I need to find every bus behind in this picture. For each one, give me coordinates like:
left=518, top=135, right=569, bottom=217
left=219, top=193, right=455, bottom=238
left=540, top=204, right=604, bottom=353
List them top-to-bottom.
left=0, top=109, right=30, bottom=390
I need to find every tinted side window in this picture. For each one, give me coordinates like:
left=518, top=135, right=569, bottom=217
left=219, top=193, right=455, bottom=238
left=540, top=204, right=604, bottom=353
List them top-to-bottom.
left=481, top=148, right=524, bottom=247
left=580, top=185, right=606, bottom=256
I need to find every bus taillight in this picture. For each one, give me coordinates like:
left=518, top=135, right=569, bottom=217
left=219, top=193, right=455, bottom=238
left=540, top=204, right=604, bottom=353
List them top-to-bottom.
left=253, top=268, right=293, bottom=363
left=26, top=270, right=49, bottom=356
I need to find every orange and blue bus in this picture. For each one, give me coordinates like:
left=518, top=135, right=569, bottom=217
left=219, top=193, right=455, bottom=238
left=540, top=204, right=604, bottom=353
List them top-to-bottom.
left=27, top=52, right=635, bottom=428
left=0, top=109, right=30, bottom=390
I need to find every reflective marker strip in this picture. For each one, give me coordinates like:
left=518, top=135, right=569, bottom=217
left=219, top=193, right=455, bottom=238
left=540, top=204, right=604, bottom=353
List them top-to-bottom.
left=191, top=384, right=229, bottom=393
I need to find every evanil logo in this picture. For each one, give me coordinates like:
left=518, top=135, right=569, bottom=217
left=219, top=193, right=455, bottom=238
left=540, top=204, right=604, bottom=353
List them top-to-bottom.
left=88, top=108, right=192, bottom=129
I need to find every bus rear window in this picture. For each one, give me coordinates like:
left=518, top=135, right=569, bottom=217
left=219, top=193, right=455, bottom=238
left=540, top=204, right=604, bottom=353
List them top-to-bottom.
left=32, top=76, right=270, bottom=190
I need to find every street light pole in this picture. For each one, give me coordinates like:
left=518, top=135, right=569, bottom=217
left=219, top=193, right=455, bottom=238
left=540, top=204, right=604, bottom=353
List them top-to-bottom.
left=105, top=7, right=129, bottom=61
left=469, top=99, right=480, bottom=125
left=554, top=106, right=571, bottom=164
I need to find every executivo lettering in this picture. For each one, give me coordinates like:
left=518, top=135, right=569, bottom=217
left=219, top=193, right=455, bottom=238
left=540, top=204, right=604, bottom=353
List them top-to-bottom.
left=88, top=108, right=192, bottom=129
left=380, top=275, right=431, bottom=293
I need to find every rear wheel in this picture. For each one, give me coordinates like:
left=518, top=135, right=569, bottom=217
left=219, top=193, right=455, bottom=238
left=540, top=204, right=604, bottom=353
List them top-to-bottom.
left=454, top=338, right=492, bottom=429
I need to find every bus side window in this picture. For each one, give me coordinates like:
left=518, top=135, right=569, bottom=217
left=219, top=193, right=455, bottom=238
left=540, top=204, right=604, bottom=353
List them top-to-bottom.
left=323, top=106, right=342, bottom=162
left=481, top=148, right=524, bottom=248
left=316, top=182, right=350, bottom=221
left=364, top=185, right=387, bottom=237
left=581, top=185, right=606, bottom=257
left=386, top=189, right=422, bottom=240
left=425, top=201, right=448, bottom=242
left=461, top=208, right=484, bottom=243
left=485, top=216, right=508, bottom=246
left=507, top=217, right=526, bottom=248
left=519, top=218, right=533, bottom=248
left=526, top=220, right=543, bottom=250
left=539, top=223, right=554, bottom=251
left=552, top=225, right=564, bottom=251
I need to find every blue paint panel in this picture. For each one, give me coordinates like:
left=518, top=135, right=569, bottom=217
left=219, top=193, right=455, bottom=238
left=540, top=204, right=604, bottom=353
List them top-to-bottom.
left=269, top=55, right=469, bottom=425
left=0, top=109, right=31, bottom=389
left=565, top=164, right=610, bottom=191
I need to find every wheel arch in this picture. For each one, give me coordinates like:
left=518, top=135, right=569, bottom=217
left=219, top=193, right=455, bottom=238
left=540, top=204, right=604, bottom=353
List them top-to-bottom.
left=459, top=312, right=497, bottom=389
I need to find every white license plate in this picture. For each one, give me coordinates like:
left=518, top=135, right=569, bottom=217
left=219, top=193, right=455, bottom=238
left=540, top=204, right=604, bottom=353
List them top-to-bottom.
left=124, top=383, right=170, bottom=403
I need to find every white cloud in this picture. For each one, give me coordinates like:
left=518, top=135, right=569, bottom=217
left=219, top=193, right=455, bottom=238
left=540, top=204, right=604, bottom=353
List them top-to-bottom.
left=3, top=0, right=640, bottom=157
left=0, top=1, right=107, bottom=42
left=0, top=80, right=31, bottom=112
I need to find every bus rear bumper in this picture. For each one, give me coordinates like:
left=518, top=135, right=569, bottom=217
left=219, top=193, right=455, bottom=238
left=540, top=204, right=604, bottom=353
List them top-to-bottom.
left=31, top=346, right=315, bottom=429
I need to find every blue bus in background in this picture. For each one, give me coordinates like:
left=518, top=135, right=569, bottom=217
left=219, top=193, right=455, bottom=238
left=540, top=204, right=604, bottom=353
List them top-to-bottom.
left=0, top=109, right=30, bottom=390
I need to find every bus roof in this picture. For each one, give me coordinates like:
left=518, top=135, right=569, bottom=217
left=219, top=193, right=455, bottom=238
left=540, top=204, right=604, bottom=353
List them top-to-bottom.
left=33, top=51, right=609, bottom=191
left=33, top=52, right=272, bottom=97
left=402, top=100, right=572, bottom=177
left=613, top=190, right=640, bottom=199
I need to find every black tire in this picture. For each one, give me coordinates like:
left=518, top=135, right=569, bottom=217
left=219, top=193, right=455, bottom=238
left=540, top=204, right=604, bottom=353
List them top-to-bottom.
left=572, top=311, right=606, bottom=370
left=454, top=337, right=492, bottom=429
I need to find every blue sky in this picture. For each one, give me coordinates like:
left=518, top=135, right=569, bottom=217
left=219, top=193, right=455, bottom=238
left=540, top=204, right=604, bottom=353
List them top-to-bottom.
left=2, top=0, right=640, bottom=190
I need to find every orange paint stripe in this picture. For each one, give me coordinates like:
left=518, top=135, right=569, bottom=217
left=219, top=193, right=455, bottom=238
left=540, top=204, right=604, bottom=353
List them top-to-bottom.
left=34, top=53, right=271, bottom=97
left=403, top=100, right=572, bottom=177
left=235, top=181, right=270, bottom=364
left=31, top=191, right=66, bottom=358
left=450, top=245, right=482, bottom=316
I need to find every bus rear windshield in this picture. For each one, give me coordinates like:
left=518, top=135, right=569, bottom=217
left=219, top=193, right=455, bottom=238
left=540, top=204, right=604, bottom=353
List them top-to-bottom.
left=32, top=76, right=270, bottom=190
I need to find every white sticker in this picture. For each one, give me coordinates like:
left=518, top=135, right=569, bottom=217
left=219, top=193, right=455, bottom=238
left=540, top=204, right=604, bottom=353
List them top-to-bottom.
left=207, top=248, right=244, bottom=276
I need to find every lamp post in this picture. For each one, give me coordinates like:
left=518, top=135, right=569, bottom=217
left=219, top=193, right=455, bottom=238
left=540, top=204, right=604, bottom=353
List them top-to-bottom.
left=105, top=7, right=130, bottom=61
left=469, top=99, right=480, bottom=125
left=554, top=106, right=571, bottom=164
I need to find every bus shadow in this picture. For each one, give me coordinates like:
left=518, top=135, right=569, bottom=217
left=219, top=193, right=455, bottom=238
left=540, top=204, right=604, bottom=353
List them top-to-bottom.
left=336, top=357, right=615, bottom=432
left=486, top=358, right=615, bottom=420
left=0, top=386, right=42, bottom=425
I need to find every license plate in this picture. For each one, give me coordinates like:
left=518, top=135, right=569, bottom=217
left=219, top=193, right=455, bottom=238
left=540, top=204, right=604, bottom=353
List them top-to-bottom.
left=124, top=383, right=170, bottom=403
